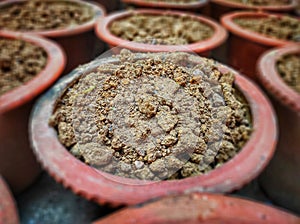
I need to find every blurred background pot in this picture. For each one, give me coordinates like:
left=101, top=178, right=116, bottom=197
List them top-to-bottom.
left=0, top=0, right=106, bottom=73
left=121, top=0, right=209, bottom=13
left=209, top=0, right=297, bottom=21
left=95, top=9, right=227, bottom=57
left=221, top=11, right=299, bottom=81
left=0, top=31, right=65, bottom=193
left=257, top=44, right=300, bottom=214
left=30, top=52, right=276, bottom=206
left=0, top=176, right=19, bottom=224
left=93, top=193, right=300, bottom=224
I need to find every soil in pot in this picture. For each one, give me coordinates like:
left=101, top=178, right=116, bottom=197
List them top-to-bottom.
left=0, top=0, right=94, bottom=31
left=0, top=0, right=105, bottom=74
left=209, top=0, right=297, bottom=21
left=109, top=14, right=214, bottom=45
left=233, top=15, right=300, bottom=42
left=0, top=38, right=47, bottom=96
left=49, top=50, right=252, bottom=181
left=276, top=53, right=300, bottom=93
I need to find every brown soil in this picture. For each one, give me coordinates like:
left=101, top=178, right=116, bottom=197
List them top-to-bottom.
left=0, top=0, right=94, bottom=31
left=143, top=0, right=198, bottom=3
left=227, top=0, right=291, bottom=6
left=109, top=14, right=214, bottom=45
left=234, top=15, right=300, bottom=42
left=0, top=38, right=47, bottom=96
left=50, top=50, right=252, bottom=180
left=277, top=53, right=300, bottom=93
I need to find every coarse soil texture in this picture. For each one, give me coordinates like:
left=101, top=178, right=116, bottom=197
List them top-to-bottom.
left=0, top=0, right=94, bottom=31
left=226, top=0, right=291, bottom=6
left=109, top=14, right=214, bottom=45
left=234, top=15, right=300, bottom=42
left=0, top=38, right=47, bottom=96
left=50, top=50, right=252, bottom=180
left=277, top=53, right=300, bottom=93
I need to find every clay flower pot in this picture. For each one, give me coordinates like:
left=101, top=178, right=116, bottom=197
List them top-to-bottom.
left=0, top=0, right=106, bottom=73
left=121, top=0, right=209, bottom=12
left=209, top=0, right=297, bottom=20
left=95, top=9, right=227, bottom=57
left=221, top=11, right=300, bottom=80
left=0, top=31, right=65, bottom=193
left=257, top=44, right=300, bottom=214
left=30, top=51, right=277, bottom=206
left=0, top=176, right=19, bottom=224
left=93, top=193, right=300, bottom=224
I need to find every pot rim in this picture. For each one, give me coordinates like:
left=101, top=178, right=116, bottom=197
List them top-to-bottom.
left=0, top=0, right=106, bottom=37
left=121, top=0, right=208, bottom=10
left=211, top=0, right=297, bottom=11
left=95, top=9, right=228, bottom=53
left=221, top=11, right=299, bottom=47
left=0, top=30, right=66, bottom=114
left=257, top=44, right=300, bottom=112
left=30, top=52, right=277, bottom=206
left=0, top=176, right=19, bottom=224
left=93, top=193, right=300, bottom=224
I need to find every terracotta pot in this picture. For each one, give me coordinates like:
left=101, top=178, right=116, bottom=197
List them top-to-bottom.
left=0, top=0, right=106, bottom=74
left=121, top=0, right=209, bottom=13
left=210, top=0, right=297, bottom=21
left=95, top=9, right=227, bottom=57
left=221, top=11, right=299, bottom=81
left=0, top=31, right=66, bottom=193
left=257, top=44, right=300, bottom=214
left=30, top=51, right=277, bottom=206
left=0, top=176, right=19, bottom=224
left=93, top=193, right=300, bottom=224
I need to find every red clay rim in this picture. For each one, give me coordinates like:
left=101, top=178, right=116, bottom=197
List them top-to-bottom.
left=0, top=0, right=106, bottom=37
left=121, top=0, right=208, bottom=10
left=211, top=0, right=297, bottom=11
left=95, top=9, right=228, bottom=53
left=221, top=11, right=299, bottom=47
left=0, top=31, right=66, bottom=114
left=257, top=44, right=300, bottom=112
left=30, top=54, right=277, bottom=206
left=0, top=176, right=19, bottom=224
left=93, top=193, right=300, bottom=224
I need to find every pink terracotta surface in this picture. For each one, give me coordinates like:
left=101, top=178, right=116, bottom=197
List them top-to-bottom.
left=95, top=9, right=227, bottom=57
left=221, top=11, right=299, bottom=80
left=0, top=31, right=65, bottom=193
left=257, top=44, right=300, bottom=214
left=30, top=53, right=277, bottom=206
left=0, top=176, right=19, bottom=224
left=93, top=193, right=300, bottom=224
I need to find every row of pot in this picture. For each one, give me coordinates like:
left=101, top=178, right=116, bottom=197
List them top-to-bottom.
left=0, top=0, right=299, bottom=222
left=121, top=0, right=299, bottom=18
